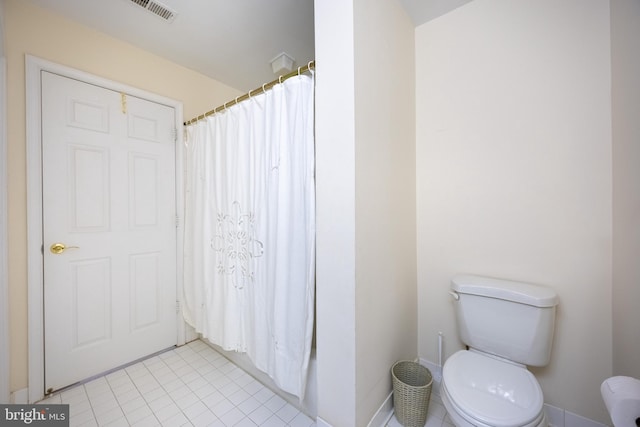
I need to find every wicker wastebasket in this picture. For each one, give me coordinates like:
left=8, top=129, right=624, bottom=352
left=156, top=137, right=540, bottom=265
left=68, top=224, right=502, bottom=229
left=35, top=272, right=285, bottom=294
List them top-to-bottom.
left=391, top=360, right=433, bottom=427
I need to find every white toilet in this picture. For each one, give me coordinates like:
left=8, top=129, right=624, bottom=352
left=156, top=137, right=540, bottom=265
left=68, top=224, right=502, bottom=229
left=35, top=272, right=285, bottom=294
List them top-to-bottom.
left=441, top=274, right=558, bottom=427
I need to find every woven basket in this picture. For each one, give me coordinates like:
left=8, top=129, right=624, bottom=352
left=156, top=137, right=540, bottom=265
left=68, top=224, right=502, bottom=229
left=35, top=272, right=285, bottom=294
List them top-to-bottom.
left=391, top=360, right=433, bottom=427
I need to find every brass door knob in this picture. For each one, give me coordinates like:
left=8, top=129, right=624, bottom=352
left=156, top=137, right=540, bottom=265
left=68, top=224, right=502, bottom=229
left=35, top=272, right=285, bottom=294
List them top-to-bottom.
left=50, top=243, right=79, bottom=254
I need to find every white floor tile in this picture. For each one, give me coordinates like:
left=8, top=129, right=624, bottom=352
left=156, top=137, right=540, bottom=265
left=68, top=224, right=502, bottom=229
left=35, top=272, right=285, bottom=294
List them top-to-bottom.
left=181, top=371, right=202, bottom=385
left=234, top=374, right=254, bottom=388
left=108, top=375, right=135, bottom=390
left=186, top=377, right=208, bottom=393
left=216, top=377, right=237, bottom=393
left=162, top=378, right=185, bottom=394
left=242, top=380, right=265, bottom=396
left=193, top=383, right=217, bottom=400
left=61, top=387, right=86, bottom=401
left=115, top=387, right=143, bottom=405
left=143, top=387, right=168, bottom=404
left=171, top=388, right=195, bottom=406
left=253, top=388, right=275, bottom=405
left=228, top=389, right=251, bottom=406
left=388, top=389, right=454, bottom=427
left=201, top=390, right=226, bottom=409
left=62, top=391, right=89, bottom=406
left=175, top=393, right=201, bottom=411
left=148, top=394, right=174, bottom=412
left=263, top=395, right=286, bottom=413
left=120, top=396, right=147, bottom=416
left=237, top=397, right=261, bottom=415
left=92, top=398, right=121, bottom=416
left=211, top=398, right=237, bottom=418
left=69, top=399, right=92, bottom=416
left=427, top=400, right=447, bottom=420
left=183, top=401, right=208, bottom=421
left=155, top=403, right=181, bottom=422
left=275, top=404, right=299, bottom=423
left=125, top=405, right=155, bottom=425
left=247, top=406, right=273, bottom=425
left=95, top=407, right=126, bottom=425
left=219, top=407, right=245, bottom=426
left=70, top=409, right=96, bottom=426
left=190, top=410, right=218, bottom=427
left=162, top=411, right=189, bottom=427
left=288, top=413, right=314, bottom=427
left=131, top=414, right=161, bottom=427
left=262, top=414, right=287, bottom=427
left=103, top=416, right=129, bottom=427
left=234, top=417, right=259, bottom=427
left=424, top=417, right=442, bottom=427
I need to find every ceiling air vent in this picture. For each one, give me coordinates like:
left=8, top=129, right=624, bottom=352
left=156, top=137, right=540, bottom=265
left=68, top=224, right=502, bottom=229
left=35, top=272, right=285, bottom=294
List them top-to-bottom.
left=129, top=0, right=176, bottom=22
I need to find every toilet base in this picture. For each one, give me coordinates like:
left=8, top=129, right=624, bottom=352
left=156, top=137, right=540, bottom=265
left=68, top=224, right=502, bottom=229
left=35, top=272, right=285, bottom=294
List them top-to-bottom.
left=441, top=380, right=547, bottom=427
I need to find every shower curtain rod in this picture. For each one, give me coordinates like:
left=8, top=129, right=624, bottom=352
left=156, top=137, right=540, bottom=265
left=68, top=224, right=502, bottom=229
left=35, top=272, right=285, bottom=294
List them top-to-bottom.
left=184, top=60, right=315, bottom=126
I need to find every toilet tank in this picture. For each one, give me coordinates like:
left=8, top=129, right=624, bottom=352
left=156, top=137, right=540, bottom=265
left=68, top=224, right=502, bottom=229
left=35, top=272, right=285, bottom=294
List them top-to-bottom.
left=451, top=275, right=558, bottom=367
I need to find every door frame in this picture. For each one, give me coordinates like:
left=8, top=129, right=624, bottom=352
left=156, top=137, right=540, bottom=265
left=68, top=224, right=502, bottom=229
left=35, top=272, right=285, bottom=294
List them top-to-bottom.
left=1, top=0, right=9, bottom=404
left=1, top=54, right=10, bottom=404
left=26, top=55, right=187, bottom=403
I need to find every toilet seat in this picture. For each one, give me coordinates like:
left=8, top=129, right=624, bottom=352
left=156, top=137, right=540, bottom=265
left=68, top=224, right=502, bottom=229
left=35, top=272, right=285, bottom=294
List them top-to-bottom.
left=442, top=350, right=545, bottom=427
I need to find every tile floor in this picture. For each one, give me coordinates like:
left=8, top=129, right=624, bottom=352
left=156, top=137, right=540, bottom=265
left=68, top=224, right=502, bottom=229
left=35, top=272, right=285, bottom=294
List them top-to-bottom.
left=39, top=339, right=454, bottom=427
left=39, top=340, right=315, bottom=427
left=386, top=391, right=455, bottom=427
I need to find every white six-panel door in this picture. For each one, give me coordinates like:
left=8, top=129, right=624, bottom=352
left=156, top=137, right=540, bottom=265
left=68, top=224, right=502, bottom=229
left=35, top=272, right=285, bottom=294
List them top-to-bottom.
left=41, top=71, right=178, bottom=393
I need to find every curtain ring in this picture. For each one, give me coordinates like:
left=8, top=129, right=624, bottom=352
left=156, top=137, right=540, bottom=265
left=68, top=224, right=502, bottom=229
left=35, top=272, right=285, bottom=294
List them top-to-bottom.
left=297, top=66, right=302, bottom=76
left=278, top=75, right=283, bottom=84
left=262, top=83, right=267, bottom=93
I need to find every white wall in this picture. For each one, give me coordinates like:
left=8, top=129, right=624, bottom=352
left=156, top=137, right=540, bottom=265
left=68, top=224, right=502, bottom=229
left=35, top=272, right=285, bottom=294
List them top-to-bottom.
left=314, top=0, right=357, bottom=425
left=315, top=0, right=417, bottom=425
left=353, top=0, right=416, bottom=425
left=416, top=0, right=613, bottom=424
left=611, top=0, right=640, bottom=380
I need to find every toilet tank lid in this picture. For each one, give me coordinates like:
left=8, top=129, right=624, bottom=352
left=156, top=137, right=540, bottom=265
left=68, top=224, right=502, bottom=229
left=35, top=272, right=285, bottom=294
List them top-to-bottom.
left=451, top=275, right=559, bottom=307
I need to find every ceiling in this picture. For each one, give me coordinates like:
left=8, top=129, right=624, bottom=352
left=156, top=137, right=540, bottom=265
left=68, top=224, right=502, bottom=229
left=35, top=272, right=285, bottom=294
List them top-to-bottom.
left=26, top=0, right=472, bottom=92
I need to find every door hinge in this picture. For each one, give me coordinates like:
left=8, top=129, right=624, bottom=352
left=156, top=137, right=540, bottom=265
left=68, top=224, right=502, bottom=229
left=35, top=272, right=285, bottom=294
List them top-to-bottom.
left=120, top=93, right=127, bottom=114
left=172, top=128, right=177, bottom=142
left=175, top=215, right=180, bottom=229
left=176, top=300, right=180, bottom=314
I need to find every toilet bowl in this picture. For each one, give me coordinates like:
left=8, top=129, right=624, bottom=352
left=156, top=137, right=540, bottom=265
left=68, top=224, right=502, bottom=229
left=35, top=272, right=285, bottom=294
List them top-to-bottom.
left=442, top=275, right=558, bottom=427
left=441, top=350, right=547, bottom=427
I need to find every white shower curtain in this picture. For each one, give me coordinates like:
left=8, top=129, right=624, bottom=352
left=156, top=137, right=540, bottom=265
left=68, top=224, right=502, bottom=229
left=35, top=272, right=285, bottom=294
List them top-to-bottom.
left=183, top=74, right=315, bottom=400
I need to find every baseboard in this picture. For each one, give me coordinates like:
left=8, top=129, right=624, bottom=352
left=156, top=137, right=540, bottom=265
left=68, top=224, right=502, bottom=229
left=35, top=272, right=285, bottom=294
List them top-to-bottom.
left=0, top=56, right=10, bottom=407
left=10, top=388, right=28, bottom=404
left=367, top=391, right=394, bottom=427
left=545, top=404, right=608, bottom=427
left=316, top=416, right=332, bottom=427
